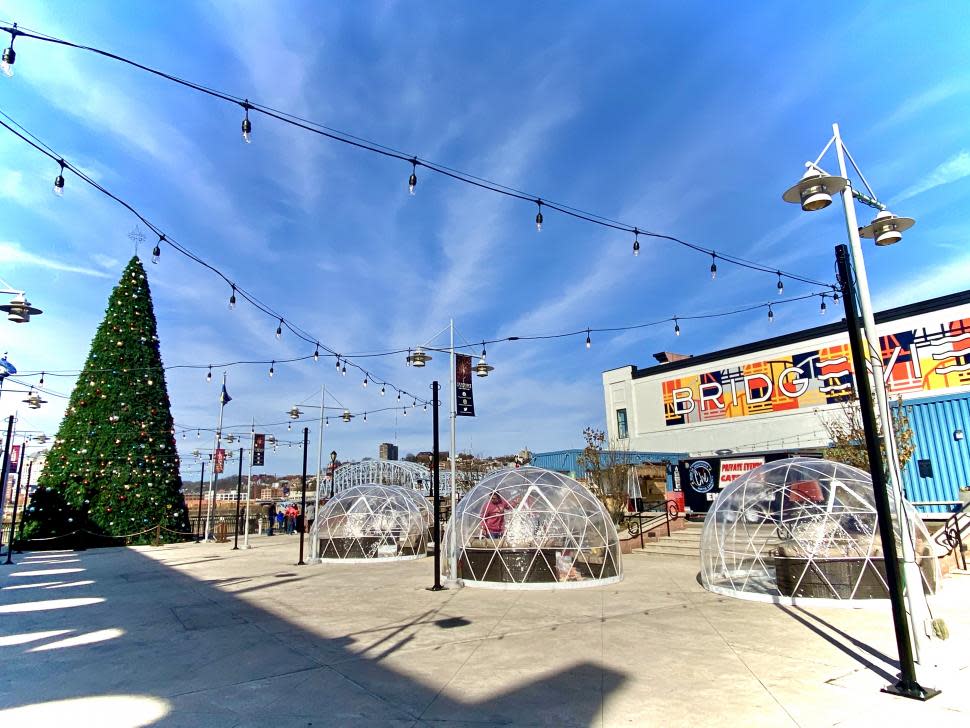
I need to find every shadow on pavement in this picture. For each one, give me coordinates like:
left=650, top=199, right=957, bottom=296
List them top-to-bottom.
left=0, top=546, right=626, bottom=727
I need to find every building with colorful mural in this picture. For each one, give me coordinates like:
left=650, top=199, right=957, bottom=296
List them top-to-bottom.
left=603, top=291, right=970, bottom=513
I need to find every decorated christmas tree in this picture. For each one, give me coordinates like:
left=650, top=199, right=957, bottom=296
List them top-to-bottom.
left=22, top=256, right=189, bottom=544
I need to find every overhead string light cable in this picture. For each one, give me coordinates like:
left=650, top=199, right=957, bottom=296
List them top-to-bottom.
left=0, top=22, right=833, bottom=290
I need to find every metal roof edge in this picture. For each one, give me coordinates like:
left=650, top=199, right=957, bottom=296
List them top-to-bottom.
left=631, top=288, right=970, bottom=380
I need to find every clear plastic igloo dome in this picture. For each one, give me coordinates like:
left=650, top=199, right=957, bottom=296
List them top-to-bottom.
left=700, top=457, right=941, bottom=605
left=444, top=466, right=622, bottom=589
left=312, top=483, right=428, bottom=561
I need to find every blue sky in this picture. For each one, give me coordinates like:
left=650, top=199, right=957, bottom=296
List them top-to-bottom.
left=1, top=1, right=968, bottom=477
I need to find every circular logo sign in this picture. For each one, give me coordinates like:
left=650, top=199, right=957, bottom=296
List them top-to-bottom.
left=688, top=460, right=715, bottom=493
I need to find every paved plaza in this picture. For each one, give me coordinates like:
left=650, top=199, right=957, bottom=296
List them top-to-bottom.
left=0, top=537, right=968, bottom=727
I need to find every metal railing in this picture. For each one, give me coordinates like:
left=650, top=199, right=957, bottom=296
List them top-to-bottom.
left=627, top=498, right=680, bottom=549
left=938, top=500, right=970, bottom=571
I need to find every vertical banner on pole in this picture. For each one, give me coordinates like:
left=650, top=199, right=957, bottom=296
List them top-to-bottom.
left=455, top=354, right=475, bottom=417
left=251, top=434, right=265, bottom=466
left=214, top=448, right=226, bottom=474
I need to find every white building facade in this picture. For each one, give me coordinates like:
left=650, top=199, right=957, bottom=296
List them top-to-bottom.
left=603, top=292, right=970, bottom=512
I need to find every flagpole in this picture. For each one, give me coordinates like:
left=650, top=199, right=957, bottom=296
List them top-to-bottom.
left=447, top=318, right=459, bottom=587
left=205, top=371, right=228, bottom=541
left=310, top=384, right=325, bottom=561
left=243, top=417, right=254, bottom=548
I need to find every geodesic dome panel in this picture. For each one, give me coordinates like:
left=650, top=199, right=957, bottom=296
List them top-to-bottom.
left=700, top=458, right=941, bottom=605
left=444, top=466, right=622, bottom=589
left=313, top=484, right=427, bottom=561
left=401, top=487, right=432, bottom=526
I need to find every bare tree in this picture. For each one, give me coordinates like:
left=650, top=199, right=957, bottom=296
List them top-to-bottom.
left=821, top=396, right=915, bottom=473
left=577, top=427, right=630, bottom=524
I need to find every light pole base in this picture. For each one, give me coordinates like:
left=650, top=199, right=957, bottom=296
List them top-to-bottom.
left=444, top=577, right=463, bottom=589
left=426, top=585, right=447, bottom=592
left=882, top=681, right=940, bottom=701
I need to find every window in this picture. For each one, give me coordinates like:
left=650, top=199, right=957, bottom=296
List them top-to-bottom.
left=616, top=409, right=629, bottom=439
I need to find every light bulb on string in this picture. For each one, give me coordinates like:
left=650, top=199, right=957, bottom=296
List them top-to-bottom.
left=1, top=25, right=17, bottom=77
left=241, top=100, right=252, bottom=143
left=408, top=158, right=418, bottom=195
left=52, top=160, right=65, bottom=196
left=535, top=199, right=543, bottom=232
left=632, top=228, right=640, bottom=257
left=152, top=235, right=163, bottom=264
left=710, top=253, right=717, bottom=280
left=776, top=272, right=784, bottom=295
left=228, top=285, right=236, bottom=310
left=833, top=289, right=840, bottom=303
left=820, top=295, right=827, bottom=315
left=767, top=304, right=774, bottom=324
left=674, top=317, right=681, bottom=336
left=275, top=319, right=283, bottom=339
left=585, top=329, right=591, bottom=349
left=313, top=344, right=320, bottom=362
left=336, top=356, right=341, bottom=372
left=269, top=360, right=275, bottom=377
left=341, top=362, right=346, bottom=376
left=206, top=366, right=212, bottom=383
left=39, top=371, right=45, bottom=386
left=363, top=375, right=368, bottom=388
left=380, top=384, right=385, bottom=396
left=423, top=403, right=427, bottom=411
left=403, top=407, right=407, bottom=417
left=363, top=411, right=367, bottom=422
left=325, top=417, right=329, bottom=427
left=287, top=422, right=291, bottom=431
left=196, top=430, right=200, bottom=439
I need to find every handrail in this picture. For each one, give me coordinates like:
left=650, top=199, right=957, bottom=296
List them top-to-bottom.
left=628, top=498, right=680, bottom=549
left=939, top=499, right=969, bottom=571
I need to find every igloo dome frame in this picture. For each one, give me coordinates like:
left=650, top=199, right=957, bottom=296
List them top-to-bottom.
left=700, top=457, right=941, bottom=607
left=445, top=466, right=623, bottom=590
left=312, top=483, right=428, bottom=562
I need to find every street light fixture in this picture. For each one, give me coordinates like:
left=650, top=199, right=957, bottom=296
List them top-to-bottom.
left=783, top=122, right=932, bottom=701
left=0, top=292, right=43, bottom=323
left=408, top=347, right=432, bottom=367
left=22, top=391, right=46, bottom=409
left=288, top=406, right=304, bottom=420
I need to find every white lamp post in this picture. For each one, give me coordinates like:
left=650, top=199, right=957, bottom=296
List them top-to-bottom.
left=784, top=123, right=933, bottom=697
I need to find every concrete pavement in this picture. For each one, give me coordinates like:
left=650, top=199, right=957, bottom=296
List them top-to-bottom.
left=0, top=536, right=968, bottom=727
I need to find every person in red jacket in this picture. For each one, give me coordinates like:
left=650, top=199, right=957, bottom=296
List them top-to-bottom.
left=482, top=492, right=511, bottom=539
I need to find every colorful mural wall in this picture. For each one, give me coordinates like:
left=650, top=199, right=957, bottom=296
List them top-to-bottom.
left=663, top=316, right=970, bottom=426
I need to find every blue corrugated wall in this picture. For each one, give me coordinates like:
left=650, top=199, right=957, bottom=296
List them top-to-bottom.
left=897, top=393, right=970, bottom=513
left=529, top=449, right=686, bottom=484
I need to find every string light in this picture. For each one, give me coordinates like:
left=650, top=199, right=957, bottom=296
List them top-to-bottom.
left=1, top=24, right=17, bottom=77
left=0, top=28, right=834, bottom=296
left=241, top=100, right=252, bottom=143
left=408, top=158, right=417, bottom=195
left=52, top=160, right=65, bottom=196
left=535, top=200, right=543, bottom=232
left=632, top=228, right=640, bottom=257
left=152, top=235, right=163, bottom=264
left=710, top=253, right=717, bottom=280
left=777, top=272, right=784, bottom=295
left=228, top=285, right=236, bottom=310
left=833, top=290, right=840, bottom=303
left=820, top=295, right=827, bottom=315
left=768, top=304, right=774, bottom=324
left=674, top=317, right=681, bottom=336
left=275, top=319, right=283, bottom=339
left=585, top=329, right=591, bottom=349
left=268, top=360, right=275, bottom=377
left=341, top=362, right=346, bottom=376
left=206, top=366, right=212, bottom=383
left=39, top=371, right=45, bottom=386
left=363, top=375, right=368, bottom=388
left=380, top=384, right=385, bottom=396
left=397, top=391, right=401, bottom=401
left=403, top=407, right=407, bottom=417
left=363, top=411, right=367, bottom=421
left=325, top=417, right=329, bottom=427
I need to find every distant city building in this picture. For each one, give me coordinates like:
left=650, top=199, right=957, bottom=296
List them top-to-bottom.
left=379, top=443, right=399, bottom=461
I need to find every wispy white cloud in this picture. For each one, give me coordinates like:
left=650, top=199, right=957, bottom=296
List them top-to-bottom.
left=872, top=79, right=970, bottom=135
left=893, top=150, right=970, bottom=203
left=0, top=241, right=111, bottom=278
left=873, top=250, right=970, bottom=310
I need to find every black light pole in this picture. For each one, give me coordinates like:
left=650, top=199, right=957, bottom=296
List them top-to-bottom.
left=836, top=244, right=937, bottom=700
left=429, top=381, right=444, bottom=591
left=0, top=415, right=14, bottom=554
left=298, top=426, right=309, bottom=565
left=4, top=441, right=25, bottom=564
left=232, top=447, right=244, bottom=550
left=329, top=450, right=337, bottom=497
left=16, top=459, right=34, bottom=551
left=195, top=461, right=206, bottom=543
